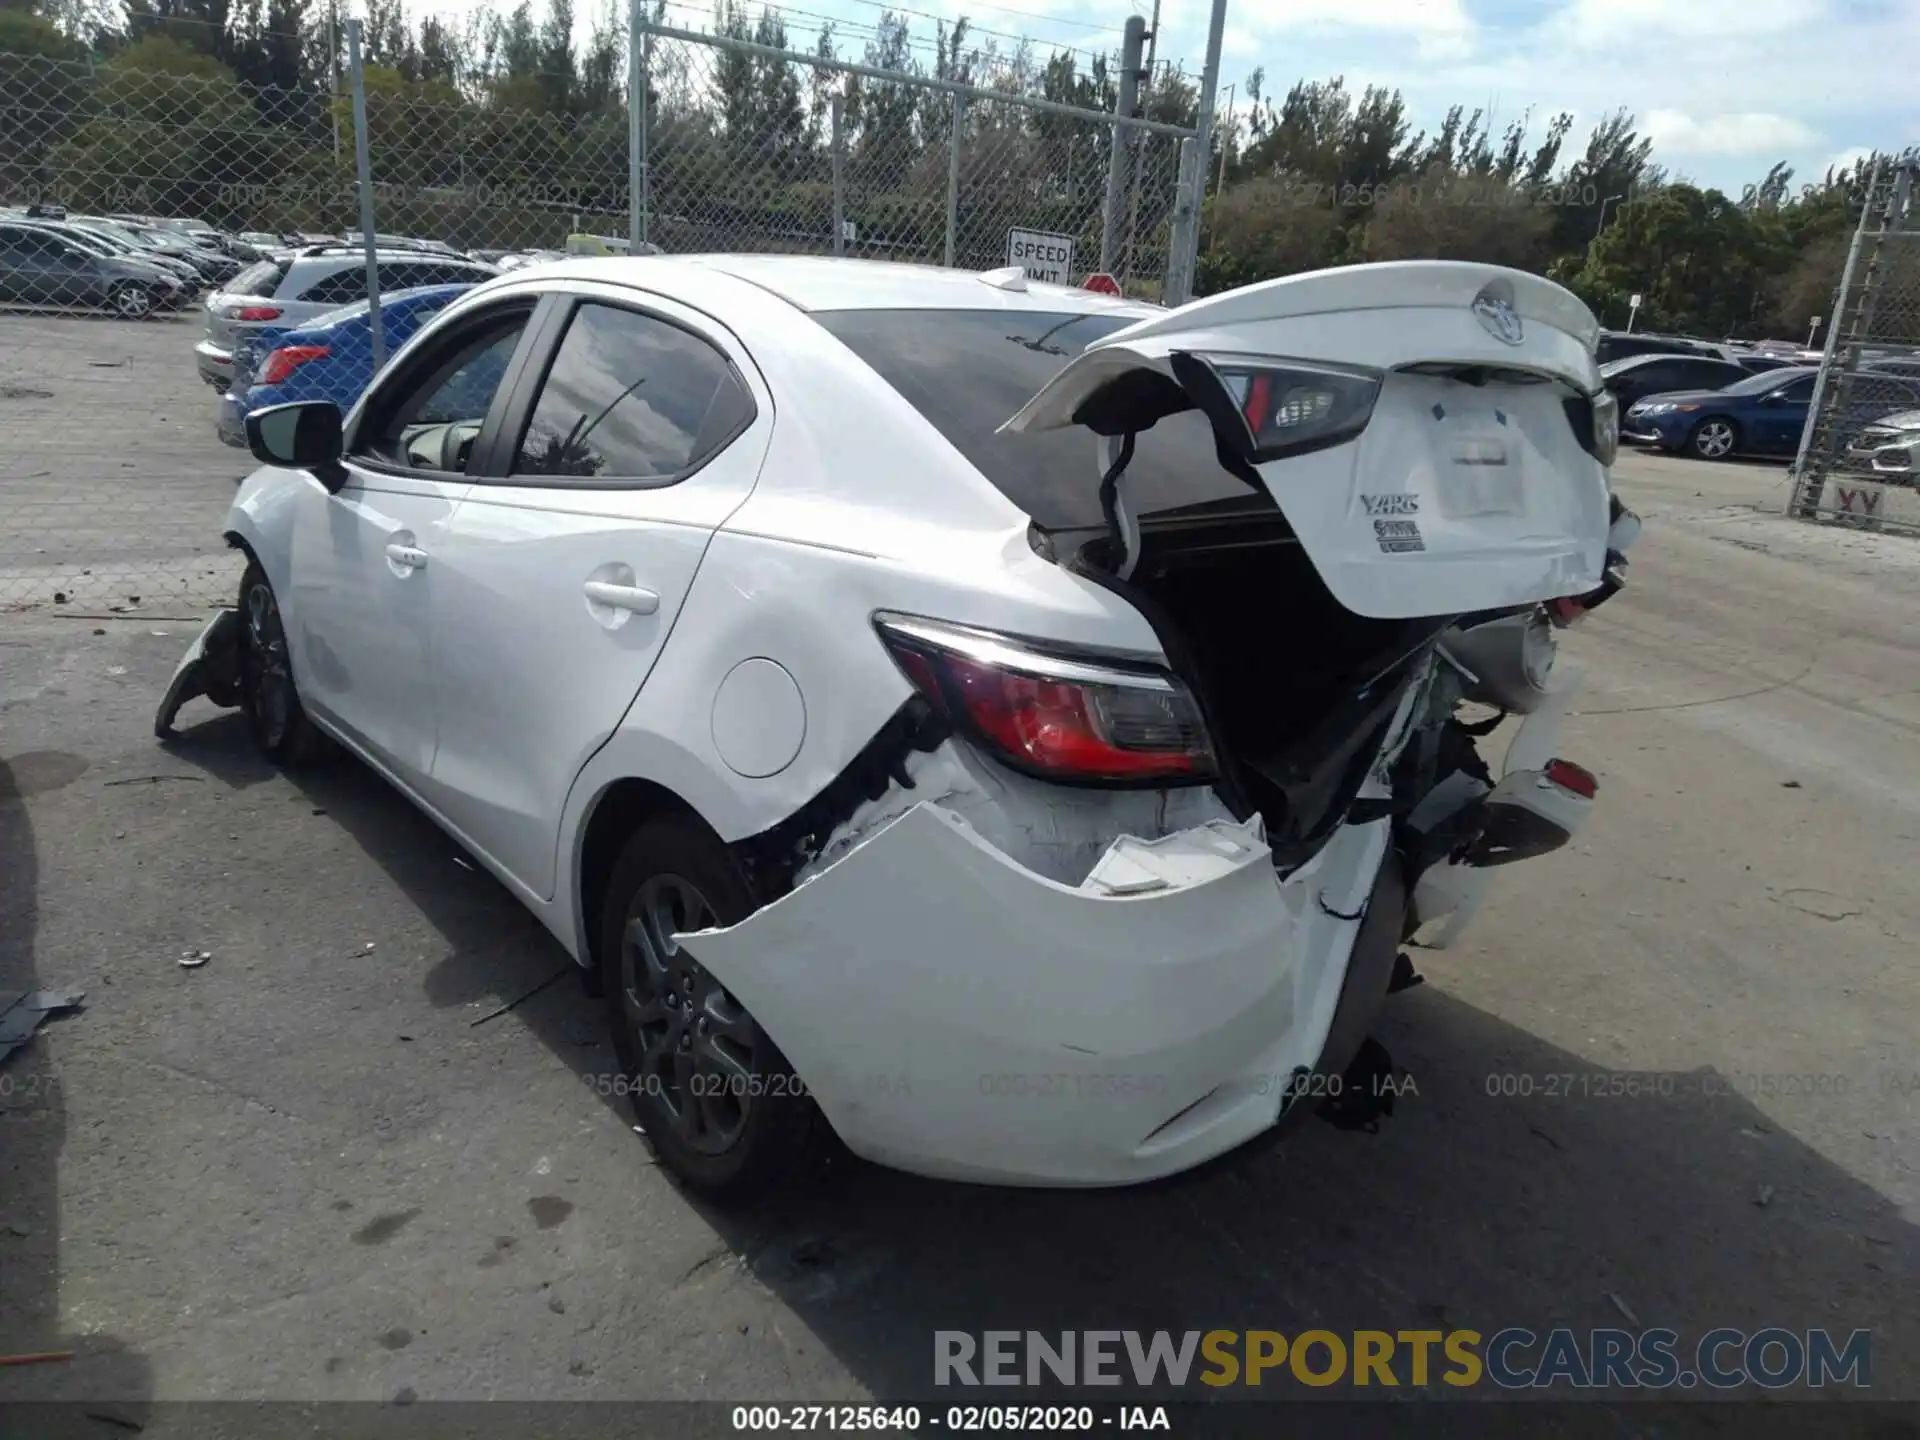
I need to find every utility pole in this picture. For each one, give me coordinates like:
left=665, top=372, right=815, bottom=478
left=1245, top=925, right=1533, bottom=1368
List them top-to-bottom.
left=1121, top=0, right=1160, bottom=281
left=1099, top=16, right=1146, bottom=277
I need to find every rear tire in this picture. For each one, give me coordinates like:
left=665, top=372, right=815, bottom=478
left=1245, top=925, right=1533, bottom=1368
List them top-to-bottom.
left=110, top=282, right=153, bottom=320
left=1687, top=416, right=1739, bottom=460
left=237, top=562, right=331, bottom=765
left=600, top=814, right=816, bottom=1205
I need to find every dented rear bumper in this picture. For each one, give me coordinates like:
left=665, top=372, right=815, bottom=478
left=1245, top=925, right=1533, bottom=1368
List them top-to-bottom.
left=680, top=803, right=1393, bottom=1186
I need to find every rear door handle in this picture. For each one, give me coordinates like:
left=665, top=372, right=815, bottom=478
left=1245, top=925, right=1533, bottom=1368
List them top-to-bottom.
left=385, top=542, right=429, bottom=569
left=582, top=580, right=659, bottom=614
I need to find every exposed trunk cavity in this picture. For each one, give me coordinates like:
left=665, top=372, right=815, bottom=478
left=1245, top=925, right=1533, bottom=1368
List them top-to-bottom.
left=1064, top=511, right=1450, bottom=866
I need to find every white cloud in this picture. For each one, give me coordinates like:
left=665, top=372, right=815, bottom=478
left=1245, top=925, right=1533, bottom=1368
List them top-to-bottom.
left=1559, top=0, right=1807, bottom=46
left=1221, top=24, right=1260, bottom=59
left=1644, top=110, right=1819, bottom=157
left=1821, top=145, right=1875, bottom=176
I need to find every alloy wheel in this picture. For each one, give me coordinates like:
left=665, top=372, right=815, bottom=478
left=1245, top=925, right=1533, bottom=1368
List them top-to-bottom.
left=114, top=284, right=152, bottom=319
left=1695, top=420, right=1735, bottom=458
left=243, top=580, right=295, bottom=750
left=619, top=873, right=758, bottom=1155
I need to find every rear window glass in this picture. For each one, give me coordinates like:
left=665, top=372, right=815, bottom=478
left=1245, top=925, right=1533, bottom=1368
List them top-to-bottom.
left=227, top=258, right=288, bottom=297
left=814, top=307, right=1251, bottom=532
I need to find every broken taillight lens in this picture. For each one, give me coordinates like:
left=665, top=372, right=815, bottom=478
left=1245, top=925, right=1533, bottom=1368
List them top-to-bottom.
left=875, top=614, right=1216, bottom=785
left=1544, top=758, right=1597, bottom=798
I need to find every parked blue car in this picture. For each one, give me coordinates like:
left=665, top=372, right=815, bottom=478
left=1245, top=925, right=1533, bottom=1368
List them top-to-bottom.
left=215, top=284, right=474, bottom=448
left=1622, top=365, right=1920, bottom=461
left=1620, top=366, right=1820, bottom=460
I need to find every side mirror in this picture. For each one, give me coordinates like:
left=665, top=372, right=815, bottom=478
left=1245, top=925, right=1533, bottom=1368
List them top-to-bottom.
left=246, top=401, right=346, bottom=490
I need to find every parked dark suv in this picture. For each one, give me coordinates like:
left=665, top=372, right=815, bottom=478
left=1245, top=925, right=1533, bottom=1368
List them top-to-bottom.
left=0, top=220, right=188, bottom=317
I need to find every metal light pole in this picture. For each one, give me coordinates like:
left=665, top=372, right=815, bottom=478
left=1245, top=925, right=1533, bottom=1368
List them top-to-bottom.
left=1215, top=82, right=1234, bottom=194
left=1591, top=192, right=1625, bottom=254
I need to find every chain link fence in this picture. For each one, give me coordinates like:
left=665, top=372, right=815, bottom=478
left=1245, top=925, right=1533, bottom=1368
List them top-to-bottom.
left=0, top=14, right=1196, bottom=612
left=1789, top=159, right=1920, bottom=536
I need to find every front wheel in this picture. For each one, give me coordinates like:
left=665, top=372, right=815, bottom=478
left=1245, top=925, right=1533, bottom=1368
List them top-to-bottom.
left=109, top=282, right=153, bottom=320
left=1688, top=417, right=1739, bottom=460
left=238, top=562, right=330, bottom=765
left=600, top=814, right=817, bottom=1204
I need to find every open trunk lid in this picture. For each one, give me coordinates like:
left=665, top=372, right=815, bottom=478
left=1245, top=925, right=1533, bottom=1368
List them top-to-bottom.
left=1000, top=261, right=1614, bottom=620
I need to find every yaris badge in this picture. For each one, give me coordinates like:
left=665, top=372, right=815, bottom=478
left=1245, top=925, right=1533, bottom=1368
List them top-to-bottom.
left=1472, top=280, right=1524, bottom=346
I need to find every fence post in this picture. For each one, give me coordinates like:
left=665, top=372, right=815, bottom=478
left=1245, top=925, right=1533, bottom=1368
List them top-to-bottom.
left=628, top=0, right=648, bottom=249
left=1165, top=0, right=1229, bottom=306
left=1100, top=16, right=1145, bottom=276
left=345, top=17, right=383, bottom=369
left=944, top=91, right=964, bottom=268
left=830, top=93, right=846, bottom=257
left=1163, top=137, right=1199, bottom=306
left=1791, top=158, right=1883, bottom=517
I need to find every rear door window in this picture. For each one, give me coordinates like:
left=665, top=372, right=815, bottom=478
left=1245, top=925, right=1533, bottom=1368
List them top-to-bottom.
left=227, top=258, right=290, bottom=297
left=298, top=266, right=367, bottom=305
left=509, top=301, right=754, bottom=483
left=815, top=307, right=1251, bottom=531
left=1673, top=359, right=1741, bottom=389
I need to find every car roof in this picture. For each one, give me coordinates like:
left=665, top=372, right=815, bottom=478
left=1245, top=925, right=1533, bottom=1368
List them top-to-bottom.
left=523, top=254, right=1160, bottom=317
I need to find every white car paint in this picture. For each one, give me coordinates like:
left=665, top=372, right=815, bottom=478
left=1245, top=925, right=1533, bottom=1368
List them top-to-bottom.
left=209, top=254, right=1621, bottom=1187
left=1002, top=262, right=1610, bottom=619
left=681, top=804, right=1391, bottom=1186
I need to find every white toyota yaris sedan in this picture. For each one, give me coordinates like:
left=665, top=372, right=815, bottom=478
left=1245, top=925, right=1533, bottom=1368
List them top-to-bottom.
left=158, top=255, right=1639, bottom=1202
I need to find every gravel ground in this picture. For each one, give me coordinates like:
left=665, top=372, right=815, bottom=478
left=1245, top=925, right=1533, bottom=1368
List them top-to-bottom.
left=1, top=316, right=1916, bottom=1431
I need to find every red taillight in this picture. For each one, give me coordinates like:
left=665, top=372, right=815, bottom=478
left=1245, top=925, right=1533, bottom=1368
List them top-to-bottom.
left=232, top=304, right=282, bottom=321
left=259, top=344, right=329, bottom=385
left=1244, top=372, right=1273, bottom=432
left=877, top=615, right=1215, bottom=783
left=1545, top=758, right=1597, bottom=798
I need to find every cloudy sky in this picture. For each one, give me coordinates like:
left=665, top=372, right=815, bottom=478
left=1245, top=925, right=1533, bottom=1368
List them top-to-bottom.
left=637, top=0, right=1919, bottom=194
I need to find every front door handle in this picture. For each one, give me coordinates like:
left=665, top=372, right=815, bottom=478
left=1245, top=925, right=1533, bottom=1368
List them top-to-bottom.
left=385, top=542, right=429, bottom=569
left=582, top=580, right=660, bottom=614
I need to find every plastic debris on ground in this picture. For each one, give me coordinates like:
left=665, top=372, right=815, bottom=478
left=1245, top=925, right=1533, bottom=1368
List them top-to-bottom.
left=0, top=989, right=87, bottom=1066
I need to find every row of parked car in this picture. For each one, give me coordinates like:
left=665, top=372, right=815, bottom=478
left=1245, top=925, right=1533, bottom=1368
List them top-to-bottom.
left=0, top=204, right=256, bottom=316
left=192, top=229, right=666, bottom=446
left=1596, top=328, right=1920, bottom=476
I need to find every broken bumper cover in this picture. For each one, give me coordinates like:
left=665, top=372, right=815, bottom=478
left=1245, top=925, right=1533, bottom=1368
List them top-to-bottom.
left=154, top=608, right=242, bottom=739
left=1409, top=663, right=1589, bottom=948
left=680, top=805, right=1393, bottom=1187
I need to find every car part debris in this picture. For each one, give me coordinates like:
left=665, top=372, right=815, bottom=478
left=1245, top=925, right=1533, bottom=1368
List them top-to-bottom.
left=153, top=607, right=243, bottom=738
left=1079, top=816, right=1266, bottom=896
left=178, top=950, right=210, bottom=969
left=1387, top=952, right=1425, bottom=993
left=0, top=989, right=86, bottom=1066
left=1315, top=1036, right=1402, bottom=1133
left=0, top=1351, right=75, bottom=1367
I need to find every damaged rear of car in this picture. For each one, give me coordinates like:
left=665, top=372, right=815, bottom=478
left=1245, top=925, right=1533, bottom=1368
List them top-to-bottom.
left=160, top=255, right=1637, bottom=1204
left=672, top=261, right=1638, bottom=1192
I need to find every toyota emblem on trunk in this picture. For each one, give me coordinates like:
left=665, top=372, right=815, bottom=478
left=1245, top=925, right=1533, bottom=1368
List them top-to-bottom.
left=1472, top=281, right=1525, bottom=345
